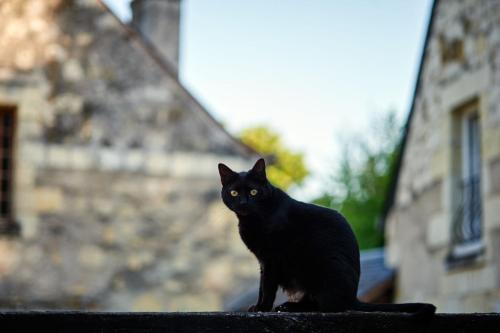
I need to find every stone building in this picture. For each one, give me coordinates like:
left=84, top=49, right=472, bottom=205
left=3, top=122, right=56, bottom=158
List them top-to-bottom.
left=0, top=0, right=259, bottom=311
left=384, top=0, right=500, bottom=312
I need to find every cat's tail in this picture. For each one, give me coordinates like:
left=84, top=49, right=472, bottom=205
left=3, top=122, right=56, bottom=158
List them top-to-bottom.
left=352, top=300, right=436, bottom=317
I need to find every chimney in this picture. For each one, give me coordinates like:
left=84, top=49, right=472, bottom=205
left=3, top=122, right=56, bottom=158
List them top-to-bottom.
left=131, top=0, right=181, bottom=76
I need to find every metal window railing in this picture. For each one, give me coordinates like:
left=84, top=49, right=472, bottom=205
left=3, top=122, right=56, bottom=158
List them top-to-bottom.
left=450, top=175, right=482, bottom=257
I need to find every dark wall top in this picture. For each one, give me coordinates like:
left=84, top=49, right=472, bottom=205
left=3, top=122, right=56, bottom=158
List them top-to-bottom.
left=0, top=311, right=499, bottom=333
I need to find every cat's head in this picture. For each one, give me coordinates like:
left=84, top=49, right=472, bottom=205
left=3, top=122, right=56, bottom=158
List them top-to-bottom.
left=218, top=158, right=273, bottom=216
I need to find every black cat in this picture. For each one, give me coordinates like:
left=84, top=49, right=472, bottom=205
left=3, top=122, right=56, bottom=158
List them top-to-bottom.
left=218, top=158, right=436, bottom=315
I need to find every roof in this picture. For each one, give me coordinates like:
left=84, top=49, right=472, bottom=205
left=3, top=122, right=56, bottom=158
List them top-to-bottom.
left=95, top=0, right=255, bottom=158
left=381, top=0, right=439, bottom=225
left=224, top=247, right=394, bottom=311
left=357, top=247, right=394, bottom=300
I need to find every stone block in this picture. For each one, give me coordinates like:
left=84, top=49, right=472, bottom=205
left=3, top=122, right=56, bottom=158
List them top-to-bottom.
left=75, top=33, right=93, bottom=47
left=475, top=35, right=488, bottom=56
left=63, top=58, right=84, bottom=81
left=441, top=66, right=490, bottom=111
left=53, top=93, right=84, bottom=116
left=17, top=121, right=41, bottom=139
left=483, top=128, right=500, bottom=161
left=20, top=143, right=46, bottom=167
left=47, top=145, right=70, bottom=169
left=69, top=147, right=94, bottom=171
left=431, top=148, right=447, bottom=179
left=99, top=149, right=123, bottom=171
left=124, top=150, right=144, bottom=172
left=145, top=153, right=169, bottom=175
left=170, top=153, right=234, bottom=178
left=489, top=157, right=500, bottom=195
left=15, top=166, right=35, bottom=187
left=14, top=187, right=36, bottom=214
left=34, top=187, right=63, bottom=213
left=484, top=196, right=500, bottom=230
left=93, top=198, right=114, bottom=217
left=384, top=213, right=400, bottom=267
left=426, top=213, right=450, bottom=249
left=19, top=215, right=39, bottom=240
left=101, top=227, right=116, bottom=246
left=0, top=239, right=20, bottom=278
left=79, top=245, right=105, bottom=269
left=126, top=252, right=154, bottom=271
left=202, top=259, right=232, bottom=293
left=442, top=266, right=496, bottom=296
left=162, top=279, right=183, bottom=293
left=69, top=283, right=87, bottom=297
left=490, top=290, right=500, bottom=312
left=132, top=292, right=164, bottom=312
left=170, top=293, right=220, bottom=312
left=462, top=293, right=489, bottom=312
left=440, top=295, right=463, bottom=313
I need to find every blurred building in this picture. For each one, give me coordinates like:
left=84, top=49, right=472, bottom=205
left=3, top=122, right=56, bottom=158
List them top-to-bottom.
left=0, top=0, right=259, bottom=310
left=385, top=0, right=500, bottom=312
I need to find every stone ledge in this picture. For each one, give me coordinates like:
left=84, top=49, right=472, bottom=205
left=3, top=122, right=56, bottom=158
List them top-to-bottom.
left=0, top=311, right=499, bottom=333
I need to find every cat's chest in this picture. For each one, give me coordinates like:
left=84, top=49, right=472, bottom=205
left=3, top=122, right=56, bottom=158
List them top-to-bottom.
left=237, top=215, right=295, bottom=259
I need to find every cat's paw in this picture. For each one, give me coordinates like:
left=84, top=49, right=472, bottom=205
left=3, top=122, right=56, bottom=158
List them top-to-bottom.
left=274, top=301, right=318, bottom=312
left=274, top=302, right=301, bottom=312
left=248, top=304, right=261, bottom=312
left=248, top=304, right=272, bottom=312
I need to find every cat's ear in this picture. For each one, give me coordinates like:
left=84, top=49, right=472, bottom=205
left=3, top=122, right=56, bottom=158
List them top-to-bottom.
left=250, top=158, right=267, bottom=182
left=218, top=163, right=237, bottom=186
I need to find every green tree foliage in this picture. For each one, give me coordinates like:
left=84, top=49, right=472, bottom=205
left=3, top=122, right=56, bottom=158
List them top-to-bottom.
left=313, top=112, right=401, bottom=250
left=239, top=126, right=309, bottom=190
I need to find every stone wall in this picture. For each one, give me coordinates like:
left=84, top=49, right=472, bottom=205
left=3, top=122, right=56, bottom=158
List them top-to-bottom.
left=0, top=0, right=258, bottom=310
left=386, top=0, right=500, bottom=312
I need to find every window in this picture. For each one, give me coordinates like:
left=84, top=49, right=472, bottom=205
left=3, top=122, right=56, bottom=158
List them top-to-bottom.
left=449, top=103, right=483, bottom=264
left=0, top=105, right=17, bottom=235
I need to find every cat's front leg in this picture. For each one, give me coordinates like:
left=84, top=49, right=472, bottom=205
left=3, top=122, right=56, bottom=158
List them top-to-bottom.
left=249, top=262, right=278, bottom=312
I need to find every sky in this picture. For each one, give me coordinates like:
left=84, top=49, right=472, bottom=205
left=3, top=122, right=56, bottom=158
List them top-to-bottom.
left=104, top=0, right=433, bottom=200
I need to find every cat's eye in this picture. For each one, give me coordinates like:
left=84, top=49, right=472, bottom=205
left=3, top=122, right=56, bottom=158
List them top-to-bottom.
left=250, top=189, right=258, bottom=196
left=230, top=190, right=239, bottom=197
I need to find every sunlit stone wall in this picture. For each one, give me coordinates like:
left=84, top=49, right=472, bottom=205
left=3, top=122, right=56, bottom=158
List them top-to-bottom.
left=0, top=0, right=258, bottom=311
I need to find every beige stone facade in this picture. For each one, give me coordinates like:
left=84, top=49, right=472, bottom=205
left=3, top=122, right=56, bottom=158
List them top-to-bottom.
left=0, top=0, right=259, bottom=311
left=385, top=0, right=500, bottom=312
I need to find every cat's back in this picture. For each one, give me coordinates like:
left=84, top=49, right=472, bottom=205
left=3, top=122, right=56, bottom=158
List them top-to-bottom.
left=288, top=199, right=359, bottom=260
left=289, top=200, right=353, bottom=234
